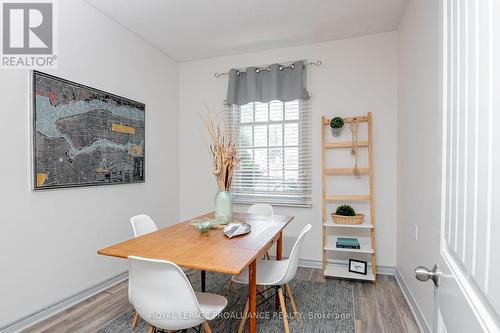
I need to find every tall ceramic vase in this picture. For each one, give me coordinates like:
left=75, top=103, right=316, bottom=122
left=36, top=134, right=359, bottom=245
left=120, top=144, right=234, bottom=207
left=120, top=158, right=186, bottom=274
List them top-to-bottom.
left=214, top=190, right=233, bottom=224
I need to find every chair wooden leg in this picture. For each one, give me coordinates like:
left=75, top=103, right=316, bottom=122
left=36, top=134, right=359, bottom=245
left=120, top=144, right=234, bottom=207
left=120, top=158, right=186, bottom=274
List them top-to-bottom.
left=265, top=251, right=270, bottom=260
left=285, top=283, right=301, bottom=323
left=278, top=287, right=290, bottom=333
left=238, top=300, right=249, bottom=333
left=131, top=312, right=139, bottom=327
left=203, top=320, right=212, bottom=333
left=147, top=325, right=155, bottom=333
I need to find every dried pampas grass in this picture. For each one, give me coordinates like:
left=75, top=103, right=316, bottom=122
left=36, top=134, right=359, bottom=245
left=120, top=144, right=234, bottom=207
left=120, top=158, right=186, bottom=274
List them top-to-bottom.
left=201, top=108, right=239, bottom=191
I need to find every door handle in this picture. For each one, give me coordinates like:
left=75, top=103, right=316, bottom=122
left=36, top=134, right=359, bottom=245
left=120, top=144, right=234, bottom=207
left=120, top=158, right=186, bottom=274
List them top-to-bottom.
left=415, top=264, right=441, bottom=287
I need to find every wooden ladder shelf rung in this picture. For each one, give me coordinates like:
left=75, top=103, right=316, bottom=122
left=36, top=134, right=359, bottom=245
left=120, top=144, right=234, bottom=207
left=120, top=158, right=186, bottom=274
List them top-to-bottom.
left=321, top=113, right=376, bottom=282
left=323, top=115, right=369, bottom=125
left=325, top=141, right=369, bottom=149
left=325, top=168, right=369, bottom=175
left=326, top=195, right=370, bottom=201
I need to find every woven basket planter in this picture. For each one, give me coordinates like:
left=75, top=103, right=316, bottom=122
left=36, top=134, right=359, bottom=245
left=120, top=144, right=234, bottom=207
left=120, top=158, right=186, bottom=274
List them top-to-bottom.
left=331, top=213, right=364, bottom=225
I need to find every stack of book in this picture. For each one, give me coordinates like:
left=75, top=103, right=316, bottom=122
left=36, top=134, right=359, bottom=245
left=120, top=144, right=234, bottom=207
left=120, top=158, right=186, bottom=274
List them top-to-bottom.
left=336, top=237, right=360, bottom=249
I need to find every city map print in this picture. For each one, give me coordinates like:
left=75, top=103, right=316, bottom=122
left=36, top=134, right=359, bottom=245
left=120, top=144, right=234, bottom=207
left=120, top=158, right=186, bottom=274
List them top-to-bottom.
left=32, top=71, right=145, bottom=190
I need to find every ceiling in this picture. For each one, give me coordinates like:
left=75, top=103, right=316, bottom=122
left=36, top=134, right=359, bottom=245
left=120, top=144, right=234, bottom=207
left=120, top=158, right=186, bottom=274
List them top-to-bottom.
left=84, top=0, right=408, bottom=62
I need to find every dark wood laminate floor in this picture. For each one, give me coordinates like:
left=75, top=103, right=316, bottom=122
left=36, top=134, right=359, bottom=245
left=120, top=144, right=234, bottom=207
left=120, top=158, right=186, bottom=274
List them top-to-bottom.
left=22, top=268, right=420, bottom=333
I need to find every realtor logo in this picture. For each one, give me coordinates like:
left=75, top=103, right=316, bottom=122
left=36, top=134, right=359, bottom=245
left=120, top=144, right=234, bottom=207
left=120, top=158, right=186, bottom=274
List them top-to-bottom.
left=1, top=0, right=57, bottom=68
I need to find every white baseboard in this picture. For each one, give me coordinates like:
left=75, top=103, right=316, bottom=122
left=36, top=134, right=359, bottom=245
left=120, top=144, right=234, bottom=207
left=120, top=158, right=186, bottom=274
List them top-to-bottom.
left=298, top=258, right=323, bottom=269
left=395, top=268, right=432, bottom=333
left=0, top=271, right=128, bottom=333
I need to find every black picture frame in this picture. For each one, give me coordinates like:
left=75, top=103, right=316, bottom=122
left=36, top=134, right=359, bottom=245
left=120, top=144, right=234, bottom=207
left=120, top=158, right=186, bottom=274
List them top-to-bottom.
left=32, top=71, right=146, bottom=190
left=348, top=259, right=367, bottom=275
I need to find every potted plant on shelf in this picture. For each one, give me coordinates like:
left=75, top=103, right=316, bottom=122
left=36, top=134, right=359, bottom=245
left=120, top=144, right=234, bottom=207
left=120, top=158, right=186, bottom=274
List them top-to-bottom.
left=202, top=110, right=240, bottom=224
left=330, top=116, right=344, bottom=136
left=331, top=205, right=364, bottom=225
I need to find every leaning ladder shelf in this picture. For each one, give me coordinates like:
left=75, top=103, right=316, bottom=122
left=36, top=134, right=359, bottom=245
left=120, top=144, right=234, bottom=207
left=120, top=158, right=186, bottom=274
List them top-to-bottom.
left=321, top=113, right=376, bottom=282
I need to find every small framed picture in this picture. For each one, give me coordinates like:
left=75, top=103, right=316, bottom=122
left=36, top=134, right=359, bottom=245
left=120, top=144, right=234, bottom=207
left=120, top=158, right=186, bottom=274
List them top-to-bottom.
left=348, top=259, right=367, bottom=275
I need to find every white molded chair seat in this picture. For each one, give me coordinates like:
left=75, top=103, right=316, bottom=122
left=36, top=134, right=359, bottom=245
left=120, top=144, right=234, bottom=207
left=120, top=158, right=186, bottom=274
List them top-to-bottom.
left=130, top=214, right=196, bottom=276
left=129, top=256, right=227, bottom=331
left=232, top=260, right=289, bottom=286
left=195, top=291, right=228, bottom=320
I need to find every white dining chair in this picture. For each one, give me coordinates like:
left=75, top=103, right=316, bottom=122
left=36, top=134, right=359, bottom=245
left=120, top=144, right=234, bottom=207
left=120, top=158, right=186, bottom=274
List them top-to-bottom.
left=247, top=203, right=274, bottom=216
left=226, top=204, right=275, bottom=294
left=247, top=204, right=274, bottom=259
left=129, top=214, right=197, bottom=328
left=130, top=214, right=157, bottom=237
left=130, top=215, right=198, bottom=280
left=232, top=224, right=312, bottom=333
left=128, top=256, right=227, bottom=333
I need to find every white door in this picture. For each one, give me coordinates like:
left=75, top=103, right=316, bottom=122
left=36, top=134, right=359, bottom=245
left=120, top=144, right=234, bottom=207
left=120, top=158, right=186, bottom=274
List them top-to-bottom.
left=415, top=0, right=500, bottom=332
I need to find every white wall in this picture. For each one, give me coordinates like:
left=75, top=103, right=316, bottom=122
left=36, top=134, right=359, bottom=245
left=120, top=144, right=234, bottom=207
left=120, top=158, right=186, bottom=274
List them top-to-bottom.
left=0, top=0, right=179, bottom=327
left=397, top=0, right=440, bottom=329
left=179, top=32, right=398, bottom=267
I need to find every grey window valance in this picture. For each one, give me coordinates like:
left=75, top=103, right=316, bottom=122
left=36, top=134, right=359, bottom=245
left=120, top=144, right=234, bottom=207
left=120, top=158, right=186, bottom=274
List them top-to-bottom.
left=226, top=60, right=310, bottom=105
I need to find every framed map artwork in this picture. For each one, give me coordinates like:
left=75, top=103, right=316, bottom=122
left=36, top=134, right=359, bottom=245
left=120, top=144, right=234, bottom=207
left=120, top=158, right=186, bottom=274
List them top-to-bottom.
left=32, top=71, right=145, bottom=190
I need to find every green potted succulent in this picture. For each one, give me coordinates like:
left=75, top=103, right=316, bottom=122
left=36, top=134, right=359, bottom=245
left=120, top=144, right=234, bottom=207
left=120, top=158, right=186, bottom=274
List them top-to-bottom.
left=330, top=117, right=344, bottom=136
left=331, top=205, right=364, bottom=225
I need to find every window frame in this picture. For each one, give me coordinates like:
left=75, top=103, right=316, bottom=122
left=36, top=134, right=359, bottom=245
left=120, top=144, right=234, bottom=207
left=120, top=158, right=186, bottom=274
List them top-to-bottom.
left=226, top=99, right=311, bottom=207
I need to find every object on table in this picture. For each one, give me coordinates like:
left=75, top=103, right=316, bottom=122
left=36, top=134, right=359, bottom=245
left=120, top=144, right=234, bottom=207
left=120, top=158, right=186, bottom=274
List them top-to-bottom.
left=189, top=219, right=221, bottom=233
left=223, top=222, right=251, bottom=238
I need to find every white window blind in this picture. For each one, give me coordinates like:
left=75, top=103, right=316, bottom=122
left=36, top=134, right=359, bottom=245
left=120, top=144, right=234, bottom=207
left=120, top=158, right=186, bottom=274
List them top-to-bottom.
left=225, top=99, right=311, bottom=206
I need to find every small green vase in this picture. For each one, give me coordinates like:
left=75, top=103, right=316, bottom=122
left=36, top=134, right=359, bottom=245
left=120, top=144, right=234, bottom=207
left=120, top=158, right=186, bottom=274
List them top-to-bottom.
left=214, top=190, right=233, bottom=224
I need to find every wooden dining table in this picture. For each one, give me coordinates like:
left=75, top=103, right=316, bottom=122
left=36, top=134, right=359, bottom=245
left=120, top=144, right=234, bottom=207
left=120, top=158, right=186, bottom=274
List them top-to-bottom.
left=97, top=212, right=294, bottom=333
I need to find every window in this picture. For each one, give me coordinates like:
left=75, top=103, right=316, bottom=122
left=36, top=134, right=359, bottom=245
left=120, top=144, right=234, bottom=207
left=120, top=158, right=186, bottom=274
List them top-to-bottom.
left=226, top=99, right=311, bottom=206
